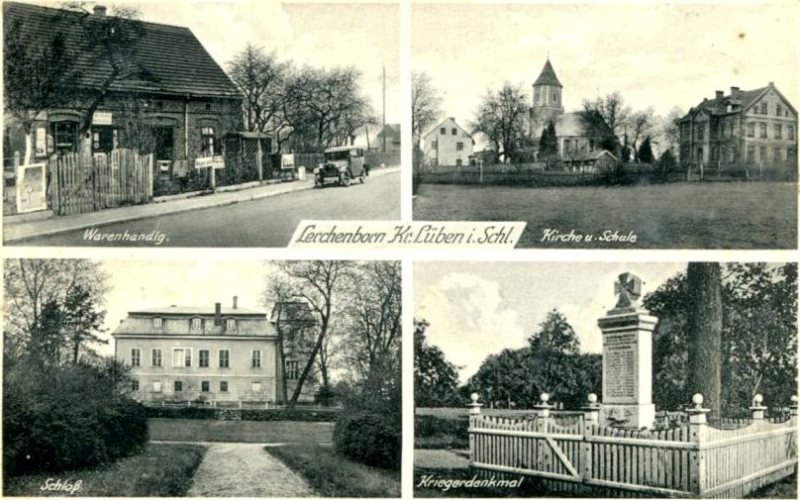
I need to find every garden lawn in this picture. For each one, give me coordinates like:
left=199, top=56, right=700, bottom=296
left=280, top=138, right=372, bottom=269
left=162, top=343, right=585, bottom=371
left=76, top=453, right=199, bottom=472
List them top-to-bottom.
left=413, top=181, right=797, bottom=249
left=148, top=418, right=333, bottom=443
left=3, top=443, right=205, bottom=497
left=266, top=444, right=401, bottom=497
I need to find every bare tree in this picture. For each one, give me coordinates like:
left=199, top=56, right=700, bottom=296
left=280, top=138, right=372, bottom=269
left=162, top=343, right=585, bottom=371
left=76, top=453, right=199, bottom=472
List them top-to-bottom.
left=228, top=44, right=289, bottom=138
left=411, top=71, right=442, bottom=151
left=472, top=82, right=528, bottom=163
left=583, top=91, right=631, bottom=148
left=627, top=108, right=655, bottom=162
left=4, top=259, right=110, bottom=362
left=265, top=261, right=352, bottom=407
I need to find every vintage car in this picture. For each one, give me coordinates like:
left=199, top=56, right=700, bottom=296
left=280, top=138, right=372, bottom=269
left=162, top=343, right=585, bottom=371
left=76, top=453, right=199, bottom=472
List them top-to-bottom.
left=314, top=146, right=369, bottom=187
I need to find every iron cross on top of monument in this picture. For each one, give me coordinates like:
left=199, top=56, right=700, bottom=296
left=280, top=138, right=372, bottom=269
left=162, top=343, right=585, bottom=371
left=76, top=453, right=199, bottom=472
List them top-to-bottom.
left=613, top=272, right=642, bottom=310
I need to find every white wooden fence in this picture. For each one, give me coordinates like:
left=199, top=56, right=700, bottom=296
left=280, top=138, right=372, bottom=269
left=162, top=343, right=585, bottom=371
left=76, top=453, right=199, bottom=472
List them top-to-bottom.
left=468, top=393, right=797, bottom=498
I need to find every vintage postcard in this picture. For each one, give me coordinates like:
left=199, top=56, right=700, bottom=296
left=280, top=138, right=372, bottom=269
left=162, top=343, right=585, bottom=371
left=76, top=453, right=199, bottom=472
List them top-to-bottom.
left=2, top=0, right=400, bottom=247
left=411, top=3, right=799, bottom=249
left=3, top=258, right=401, bottom=497
left=413, top=261, right=797, bottom=497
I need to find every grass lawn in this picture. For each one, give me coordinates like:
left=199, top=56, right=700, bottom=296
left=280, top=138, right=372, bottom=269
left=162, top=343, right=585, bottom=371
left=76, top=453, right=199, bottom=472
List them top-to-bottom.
left=414, top=181, right=797, bottom=248
left=148, top=418, right=333, bottom=443
left=3, top=443, right=205, bottom=497
left=266, top=444, right=400, bottom=497
left=748, top=475, right=798, bottom=498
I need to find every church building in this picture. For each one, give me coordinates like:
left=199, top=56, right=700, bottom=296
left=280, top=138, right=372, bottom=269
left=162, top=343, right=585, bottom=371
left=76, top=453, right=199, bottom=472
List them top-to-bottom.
left=527, top=59, right=617, bottom=167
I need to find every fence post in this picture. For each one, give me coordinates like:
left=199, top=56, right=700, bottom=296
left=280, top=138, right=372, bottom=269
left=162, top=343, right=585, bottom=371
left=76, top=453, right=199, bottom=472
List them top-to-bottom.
left=468, top=393, right=483, bottom=466
left=582, top=393, right=601, bottom=480
left=686, top=393, right=710, bottom=496
left=749, top=394, right=766, bottom=421
left=790, top=395, right=798, bottom=421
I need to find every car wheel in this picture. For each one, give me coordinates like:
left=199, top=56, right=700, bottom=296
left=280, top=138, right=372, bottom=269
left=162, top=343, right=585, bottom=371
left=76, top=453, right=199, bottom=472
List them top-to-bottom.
left=340, top=172, right=351, bottom=187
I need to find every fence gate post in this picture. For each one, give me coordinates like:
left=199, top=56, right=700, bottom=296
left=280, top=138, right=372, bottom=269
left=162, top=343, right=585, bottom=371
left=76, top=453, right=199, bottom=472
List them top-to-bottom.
left=467, top=393, right=483, bottom=466
left=534, top=393, right=553, bottom=471
left=581, top=393, right=601, bottom=481
left=686, top=393, right=710, bottom=496
left=749, top=394, right=766, bottom=421
left=790, top=395, right=798, bottom=422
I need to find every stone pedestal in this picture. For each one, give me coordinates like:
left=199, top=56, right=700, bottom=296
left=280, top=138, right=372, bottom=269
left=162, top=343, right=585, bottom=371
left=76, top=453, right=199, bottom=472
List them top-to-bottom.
left=597, top=273, right=658, bottom=429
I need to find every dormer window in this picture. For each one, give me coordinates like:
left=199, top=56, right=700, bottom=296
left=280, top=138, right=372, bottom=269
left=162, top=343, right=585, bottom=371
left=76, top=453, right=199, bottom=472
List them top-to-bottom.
left=153, top=317, right=163, bottom=329
left=191, top=317, right=202, bottom=331
left=226, top=318, right=237, bottom=331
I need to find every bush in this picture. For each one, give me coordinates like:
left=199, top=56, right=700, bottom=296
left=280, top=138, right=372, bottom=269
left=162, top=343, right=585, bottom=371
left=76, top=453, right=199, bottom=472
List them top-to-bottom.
left=3, top=358, right=148, bottom=477
left=144, top=405, right=341, bottom=422
left=333, top=411, right=401, bottom=470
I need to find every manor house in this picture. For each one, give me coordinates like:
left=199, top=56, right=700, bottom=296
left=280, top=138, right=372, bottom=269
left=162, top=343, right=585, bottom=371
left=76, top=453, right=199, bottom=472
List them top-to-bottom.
left=113, top=298, right=318, bottom=404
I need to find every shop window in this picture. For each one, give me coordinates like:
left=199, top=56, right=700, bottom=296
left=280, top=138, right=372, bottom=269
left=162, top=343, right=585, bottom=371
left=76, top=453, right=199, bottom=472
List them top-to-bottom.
left=51, top=121, right=78, bottom=154
left=92, top=127, right=115, bottom=153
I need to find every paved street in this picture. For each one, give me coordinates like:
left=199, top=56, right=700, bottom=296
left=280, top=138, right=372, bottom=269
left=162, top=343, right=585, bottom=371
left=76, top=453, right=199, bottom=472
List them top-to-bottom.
left=17, top=171, right=398, bottom=247
left=187, top=443, right=315, bottom=497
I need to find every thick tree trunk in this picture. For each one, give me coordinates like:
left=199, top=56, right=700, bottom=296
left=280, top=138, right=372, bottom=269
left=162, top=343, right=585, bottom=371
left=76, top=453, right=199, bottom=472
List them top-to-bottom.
left=686, top=262, right=723, bottom=419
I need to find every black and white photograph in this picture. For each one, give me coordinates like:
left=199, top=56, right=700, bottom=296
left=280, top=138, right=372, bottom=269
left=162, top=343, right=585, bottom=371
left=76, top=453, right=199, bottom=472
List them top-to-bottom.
left=2, top=0, right=400, bottom=247
left=412, top=3, right=799, bottom=249
left=3, top=259, right=401, bottom=497
left=414, top=261, right=797, bottom=497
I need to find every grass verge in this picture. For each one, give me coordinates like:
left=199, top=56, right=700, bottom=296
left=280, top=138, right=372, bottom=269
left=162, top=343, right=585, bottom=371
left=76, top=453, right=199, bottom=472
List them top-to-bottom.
left=148, top=418, right=333, bottom=443
left=3, top=443, right=206, bottom=497
left=266, top=444, right=400, bottom=497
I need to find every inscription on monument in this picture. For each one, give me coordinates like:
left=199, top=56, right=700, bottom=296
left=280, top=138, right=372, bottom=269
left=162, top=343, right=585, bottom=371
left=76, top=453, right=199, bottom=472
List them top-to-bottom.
left=603, top=333, right=636, bottom=400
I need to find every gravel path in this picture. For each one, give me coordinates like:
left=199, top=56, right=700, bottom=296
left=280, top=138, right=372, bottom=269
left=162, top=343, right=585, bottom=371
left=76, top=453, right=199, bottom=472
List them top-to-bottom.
left=187, top=443, right=315, bottom=497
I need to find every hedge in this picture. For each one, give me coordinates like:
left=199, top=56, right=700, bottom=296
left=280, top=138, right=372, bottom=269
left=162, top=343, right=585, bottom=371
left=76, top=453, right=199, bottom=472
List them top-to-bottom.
left=3, top=360, right=148, bottom=476
left=144, top=405, right=341, bottom=422
left=333, top=410, right=401, bottom=470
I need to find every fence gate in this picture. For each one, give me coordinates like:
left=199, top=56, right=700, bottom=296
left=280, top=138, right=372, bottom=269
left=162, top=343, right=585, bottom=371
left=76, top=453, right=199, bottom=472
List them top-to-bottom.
left=51, top=150, right=153, bottom=216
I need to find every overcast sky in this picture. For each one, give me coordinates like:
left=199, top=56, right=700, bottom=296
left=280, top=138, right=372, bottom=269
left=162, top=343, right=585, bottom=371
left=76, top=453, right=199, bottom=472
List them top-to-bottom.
left=68, top=0, right=400, bottom=125
left=412, top=2, right=799, bottom=129
left=97, top=260, right=275, bottom=355
left=414, top=262, right=687, bottom=382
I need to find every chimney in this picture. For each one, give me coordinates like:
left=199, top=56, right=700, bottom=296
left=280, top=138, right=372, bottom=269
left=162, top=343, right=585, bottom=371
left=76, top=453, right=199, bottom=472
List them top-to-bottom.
left=93, top=5, right=107, bottom=16
left=769, top=81, right=775, bottom=87
left=731, top=86, right=740, bottom=95
left=715, top=90, right=724, bottom=99
left=233, top=296, right=238, bottom=309
left=214, top=302, right=221, bottom=326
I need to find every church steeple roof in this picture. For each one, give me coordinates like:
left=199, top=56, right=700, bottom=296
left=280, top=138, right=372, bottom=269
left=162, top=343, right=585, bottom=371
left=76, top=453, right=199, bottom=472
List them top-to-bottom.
left=534, top=58, right=562, bottom=88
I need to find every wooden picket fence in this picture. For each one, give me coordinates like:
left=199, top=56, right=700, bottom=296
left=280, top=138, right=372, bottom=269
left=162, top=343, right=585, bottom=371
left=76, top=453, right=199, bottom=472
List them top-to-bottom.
left=51, top=149, right=153, bottom=215
left=468, top=395, right=798, bottom=498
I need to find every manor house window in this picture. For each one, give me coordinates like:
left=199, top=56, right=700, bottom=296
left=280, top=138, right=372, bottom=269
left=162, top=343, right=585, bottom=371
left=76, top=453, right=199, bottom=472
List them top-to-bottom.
left=760, top=102, right=767, bottom=114
left=777, top=104, right=783, bottom=116
left=747, top=123, right=755, bottom=137
left=760, top=123, right=767, bottom=138
left=775, top=124, right=782, bottom=139
left=789, top=125, right=795, bottom=140
left=440, top=127, right=445, bottom=135
left=451, top=128, right=457, bottom=135
left=456, top=142, right=464, bottom=151
left=747, top=145, right=755, bottom=161
left=760, top=146, right=766, bottom=160
left=774, top=147, right=782, bottom=162
left=153, top=317, right=162, bottom=329
left=191, top=317, right=202, bottom=331
left=226, top=318, right=236, bottom=331
left=131, top=348, right=141, bottom=367
left=152, top=348, right=162, bottom=367
left=173, top=348, right=191, bottom=367
left=199, top=349, right=209, bottom=367
left=219, top=349, right=230, bottom=368
left=252, top=350, right=261, bottom=368
left=286, top=360, right=299, bottom=379
left=132, top=380, right=139, bottom=391
left=174, top=381, right=183, bottom=392
left=201, top=381, right=210, bottom=392
left=220, top=381, right=228, bottom=392
left=251, top=381, right=262, bottom=393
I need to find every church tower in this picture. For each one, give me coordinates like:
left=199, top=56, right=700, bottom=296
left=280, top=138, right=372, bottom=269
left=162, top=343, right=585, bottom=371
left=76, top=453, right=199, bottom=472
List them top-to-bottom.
left=531, top=58, right=564, bottom=130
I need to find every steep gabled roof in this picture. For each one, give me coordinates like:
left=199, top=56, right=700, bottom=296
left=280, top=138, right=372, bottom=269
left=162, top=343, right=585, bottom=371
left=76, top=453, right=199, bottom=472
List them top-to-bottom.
left=4, top=1, right=242, bottom=98
left=534, top=59, right=562, bottom=88
left=422, top=117, right=473, bottom=141
left=376, top=123, right=401, bottom=139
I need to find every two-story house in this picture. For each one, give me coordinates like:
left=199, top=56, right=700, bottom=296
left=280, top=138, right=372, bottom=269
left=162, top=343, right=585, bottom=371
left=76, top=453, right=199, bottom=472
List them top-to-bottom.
left=679, top=83, right=798, bottom=173
left=422, top=117, right=474, bottom=167
left=113, top=297, right=317, bottom=403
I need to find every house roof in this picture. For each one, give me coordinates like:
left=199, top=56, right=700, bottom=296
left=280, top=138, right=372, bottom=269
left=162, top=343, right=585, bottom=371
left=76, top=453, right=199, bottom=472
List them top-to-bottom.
left=4, top=1, right=242, bottom=98
left=534, top=59, right=563, bottom=88
left=680, top=84, right=796, bottom=121
left=422, top=117, right=473, bottom=141
left=377, top=123, right=400, bottom=138
left=564, top=149, right=618, bottom=163
left=130, top=305, right=266, bottom=317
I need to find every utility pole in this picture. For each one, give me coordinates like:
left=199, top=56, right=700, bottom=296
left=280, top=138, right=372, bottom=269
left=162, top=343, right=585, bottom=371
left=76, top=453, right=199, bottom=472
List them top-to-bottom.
left=382, top=66, right=387, bottom=153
